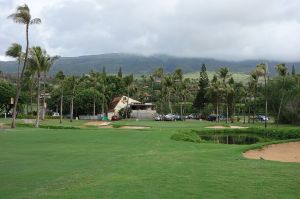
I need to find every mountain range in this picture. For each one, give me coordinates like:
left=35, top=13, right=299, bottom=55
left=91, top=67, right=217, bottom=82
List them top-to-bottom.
left=0, top=53, right=298, bottom=76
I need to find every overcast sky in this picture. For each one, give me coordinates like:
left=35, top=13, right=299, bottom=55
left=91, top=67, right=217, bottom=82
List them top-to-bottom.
left=1, top=0, right=300, bottom=61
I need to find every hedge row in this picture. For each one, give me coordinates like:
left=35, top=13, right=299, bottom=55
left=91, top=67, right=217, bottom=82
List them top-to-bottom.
left=16, top=123, right=79, bottom=129
left=193, top=127, right=300, bottom=140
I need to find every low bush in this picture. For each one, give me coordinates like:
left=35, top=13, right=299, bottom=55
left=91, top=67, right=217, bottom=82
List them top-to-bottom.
left=17, top=114, right=35, bottom=119
left=16, top=123, right=79, bottom=129
left=193, top=127, right=300, bottom=141
left=171, top=131, right=204, bottom=143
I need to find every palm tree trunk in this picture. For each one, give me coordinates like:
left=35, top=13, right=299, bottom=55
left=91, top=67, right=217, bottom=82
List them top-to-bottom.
left=11, top=24, right=29, bottom=128
left=35, top=71, right=40, bottom=128
left=42, top=72, right=46, bottom=120
left=264, top=76, right=268, bottom=128
left=276, top=77, right=285, bottom=127
left=30, top=79, right=33, bottom=114
left=60, top=87, right=63, bottom=124
left=93, top=88, right=96, bottom=117
left=168, top=91, right=172, bottom=114
left=70, top=97, right=74, bottom=122
left=216, top=98, right=219, bottom=123
left=243, top=99, right=246, bottom=124
left=226, top=103, right=229, bottom=123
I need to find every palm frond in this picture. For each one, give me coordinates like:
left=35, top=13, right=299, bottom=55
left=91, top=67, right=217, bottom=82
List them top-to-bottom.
left=30, top=18, right=41, bottom=25
left=5, top=43, right=22, bottom=58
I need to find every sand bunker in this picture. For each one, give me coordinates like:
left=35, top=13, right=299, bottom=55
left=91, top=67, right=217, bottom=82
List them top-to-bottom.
left=84, top=121, right=111, bottom=126
left=205, top=125, right=248, bottom=129
left=119, top=126, right=150, bottom=129
left=244, top=141, right=300, bottom=163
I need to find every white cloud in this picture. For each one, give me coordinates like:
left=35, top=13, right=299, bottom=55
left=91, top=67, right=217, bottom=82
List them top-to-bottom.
left=1, top=0, right=300, bottom=61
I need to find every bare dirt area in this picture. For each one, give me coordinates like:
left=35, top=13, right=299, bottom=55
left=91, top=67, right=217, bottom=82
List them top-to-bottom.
left=83, top=121, right=113, bottom=128
left=0, top=123, right=9, bottom=130
left=205, top=125, right=248, bottom=129
left=119, top=126, right=150, bottom=130
left=244, top=141, right=300, bottom=163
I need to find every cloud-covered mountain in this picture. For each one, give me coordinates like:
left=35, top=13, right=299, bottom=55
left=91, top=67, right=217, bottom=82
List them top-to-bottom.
left=0, top=53, right=298, bottom=76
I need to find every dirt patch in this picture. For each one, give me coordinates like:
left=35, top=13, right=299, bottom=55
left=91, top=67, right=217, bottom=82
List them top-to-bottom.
left=84, top=121, right=111, bottom=127
left=0, top=123, right=9, bottom=130
left=205, top=125, right=248, bottom=129
left=119, top=126, right=150, bottom=130
left=244, top=141, right=300, bottom=163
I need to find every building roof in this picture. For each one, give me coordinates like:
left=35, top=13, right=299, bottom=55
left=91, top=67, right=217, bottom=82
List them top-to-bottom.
left=108, top=96, right=140, bottom=112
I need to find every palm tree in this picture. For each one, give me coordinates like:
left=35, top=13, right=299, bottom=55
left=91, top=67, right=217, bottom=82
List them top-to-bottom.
left=8, top=4, right=41, bottom=128
left=5, top=43, right=23, bottom=80
left=28, top=47, right=44, bottom=127
left=28, top=47, right=58, bottom=127
left=41, top=55, right=59, bottom=120
left=256, top=63, right=268, bottom=128
left=275, top=64, right=288, bottom=127
left=152, top=67, right=165, bottom=113
left=218, top=67, right=231, bottom=123
left=54, top=71, right=65, bottom=124
left=87, top=71, right=102, bottom=116
left=249, top=71, right=259, bottom=123
left=123, top=74, right=134, bottom=118
left=163, top=75, right=174, bottom=114
left=207, top=75, right=222, bottom=122
left=67, top=76, right=77, bottom=122
left=179, top=78, right=192, bottom=117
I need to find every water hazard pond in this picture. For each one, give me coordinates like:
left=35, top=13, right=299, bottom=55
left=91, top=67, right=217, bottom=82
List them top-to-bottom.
left=199, top=134, right=261, bottom=145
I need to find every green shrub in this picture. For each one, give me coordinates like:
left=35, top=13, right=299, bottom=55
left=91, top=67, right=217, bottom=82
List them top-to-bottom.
left=17, top=114, right=35, bottom=119
left=16, top=123, right=79, bottom=129
left=112, top=123, right=122, bottom=128
left=193, top=128, right=300, bottom=141
left=171, top=131, right=204, bottom=143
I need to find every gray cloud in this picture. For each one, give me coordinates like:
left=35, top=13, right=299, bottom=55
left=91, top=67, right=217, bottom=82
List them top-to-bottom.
left=1, top=0, right=300, bottom=61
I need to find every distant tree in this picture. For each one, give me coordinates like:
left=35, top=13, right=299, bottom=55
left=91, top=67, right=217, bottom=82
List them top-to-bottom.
left=8, top=4, right=41, bottom=128
left=28, top=47, right=57, bottom=127
left=256, top=63, right=268, bottom=128
left=275, top=63, right=288, bottom=126
left=193, top=64, right=209, bottom=114
left=292, top=64, right=296, bottom=76
left=102, top=66, right=106, bottom=76
left=118, top=67, right=123, bottom=78
left=218, top=67, right=231, bottom=123
left=55, top=70, right=65, bottom=123
left=248, top=71, right=259, bottom=123
left=123, top=74, right=134, bottom=118
left=64, top=75, right=77, bottom=122
left=206, top=75, right=222, bottom=122
left=0, top=80, right=16, bottom=115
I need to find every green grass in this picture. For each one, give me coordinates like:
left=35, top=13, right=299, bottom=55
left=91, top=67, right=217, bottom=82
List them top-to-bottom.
left=0, top=119, right=299, bottom=199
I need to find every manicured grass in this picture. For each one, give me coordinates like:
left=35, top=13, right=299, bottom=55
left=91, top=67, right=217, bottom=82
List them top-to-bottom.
left=0, top=120, right=299, bottom=198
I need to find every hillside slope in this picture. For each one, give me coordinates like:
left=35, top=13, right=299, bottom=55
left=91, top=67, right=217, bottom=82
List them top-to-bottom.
left=0, top=53, right=298, bottom=76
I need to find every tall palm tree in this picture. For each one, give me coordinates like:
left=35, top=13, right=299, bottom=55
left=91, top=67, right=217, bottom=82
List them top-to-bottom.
left=8, top=4, right=41, bottom=128
left=5, top=43, right=23, bottom=80
left=28, top=47, right=44, bottom=128
left=41, top=55, right=59, bottom=120
left=256, top=63, right=268, bottom=128
left=275, top=64, right=288, bottom=127
left=152, top=67, right=165, bottom=113
left=218, top=67, right=231, bottom=123
left=55, top=71, right=65, bottom=124
left=87, top=71, right=102, bottom=116
left=249, top=71, right=259, bottom=123
left=163, top=75, right=174, bottom=114
left=207, top=75, right=223, bottom=122
left=67, top=76, right=77, bottom=122
left=179, top=78, right=192, bottom=117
